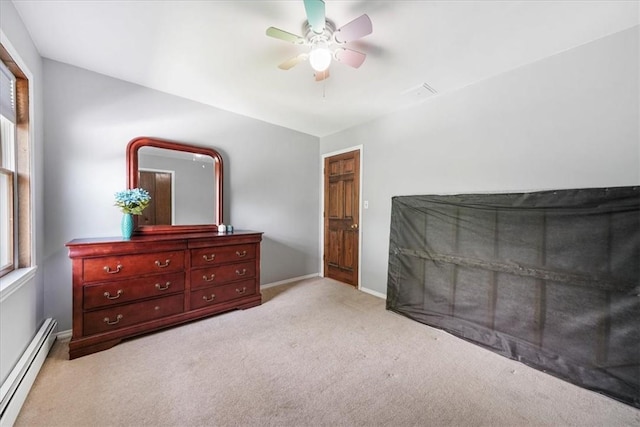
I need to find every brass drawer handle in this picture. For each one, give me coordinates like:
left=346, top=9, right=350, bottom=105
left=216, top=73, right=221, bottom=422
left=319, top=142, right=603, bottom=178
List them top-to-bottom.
left=236, top=250, right=247, bottom=258
left=202, top=254, right=216, bottom=262
left=155, top=259, right=171, bottom=268
left=103, top=264, right=122, bottom=274
left=235, top=269, right=247, bottom=276
left=202, top=274, right=216, bottom=282
left=155, top=282, right=171, bottom=291
left=236, top=287, right=247, bottom=295
left=103, top=289, right=123, bottom=300
left=202, top=294, right=216, bottom=302
left=103, top=314, right=123, bottom=325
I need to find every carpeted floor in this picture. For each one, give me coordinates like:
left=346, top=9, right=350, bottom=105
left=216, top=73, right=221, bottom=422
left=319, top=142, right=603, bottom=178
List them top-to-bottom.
left=15, top=277, right=640, bottom=426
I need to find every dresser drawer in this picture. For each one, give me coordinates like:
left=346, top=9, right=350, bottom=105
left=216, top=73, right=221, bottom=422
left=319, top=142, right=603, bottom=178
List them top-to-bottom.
left=67, top=231, right=263, bottom=359
left=191, top=244, right=256, bottom=268
left=82, top=250, right=184, bottom=282
left=191, top=261, right=256, bottom=289
left=83, top=272, right=185, bottom=310
left=190, top=280, right=256, bottom=310
left=83, top=294, right=184, bottom=336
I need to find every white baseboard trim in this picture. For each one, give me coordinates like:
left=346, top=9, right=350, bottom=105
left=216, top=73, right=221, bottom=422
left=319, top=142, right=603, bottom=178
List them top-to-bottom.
left=261, top=273, right=319, bottom=289
left=262, top=274, right=387, bottom=300
left=359, top=286, right=387, bottom=300
left=0, top=318, right=57, bottom=427
left=56, top=330, right=72, bottom=340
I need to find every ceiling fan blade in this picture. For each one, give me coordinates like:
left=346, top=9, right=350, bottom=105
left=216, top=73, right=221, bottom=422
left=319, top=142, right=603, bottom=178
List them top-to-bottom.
left=304, top=0, right=326, bottom=34
left=334, top=14, right=372, bottom=44
left=266, top=27, right=306, bottom=45
left=334, top=48, right=366, bottom=68
left=278, top=53, right=309, bottom=70
left=315, top=69, right=330, bottom=82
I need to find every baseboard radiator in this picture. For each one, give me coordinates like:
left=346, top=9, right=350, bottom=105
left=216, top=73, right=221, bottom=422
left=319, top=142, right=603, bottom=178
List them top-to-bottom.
left=0, top=318, right=57, bottom=426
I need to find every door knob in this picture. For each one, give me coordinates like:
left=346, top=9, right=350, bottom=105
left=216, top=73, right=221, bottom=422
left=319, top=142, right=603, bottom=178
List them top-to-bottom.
left=350, top=224, right=359, bottom=229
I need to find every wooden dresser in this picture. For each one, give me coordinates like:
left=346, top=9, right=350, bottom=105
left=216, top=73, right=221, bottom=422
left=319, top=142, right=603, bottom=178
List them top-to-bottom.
left=66, top=231, right=262, bottom=359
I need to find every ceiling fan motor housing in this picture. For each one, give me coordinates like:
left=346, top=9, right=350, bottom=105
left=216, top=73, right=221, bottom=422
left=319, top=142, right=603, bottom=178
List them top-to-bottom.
left=304, top=20, right=336, bottom=46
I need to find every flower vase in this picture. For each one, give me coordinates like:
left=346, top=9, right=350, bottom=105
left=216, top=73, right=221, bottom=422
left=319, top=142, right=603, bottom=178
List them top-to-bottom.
left=121, top=213, right=134, bottom=240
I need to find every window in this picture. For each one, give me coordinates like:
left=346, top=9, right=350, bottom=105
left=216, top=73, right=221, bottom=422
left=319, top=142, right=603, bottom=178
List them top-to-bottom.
left=0, top=45, right=31, bottom=278
left=0, top=60, right=16, bottom=276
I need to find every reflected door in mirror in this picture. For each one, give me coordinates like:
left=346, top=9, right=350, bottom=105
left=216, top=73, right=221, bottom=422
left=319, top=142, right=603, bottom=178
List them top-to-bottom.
left=139, top=170, right=172, bottom=225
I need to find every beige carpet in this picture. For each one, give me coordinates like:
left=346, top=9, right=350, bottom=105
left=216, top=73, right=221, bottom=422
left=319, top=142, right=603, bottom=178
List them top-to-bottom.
left=15, top=277, right=640, bottom=426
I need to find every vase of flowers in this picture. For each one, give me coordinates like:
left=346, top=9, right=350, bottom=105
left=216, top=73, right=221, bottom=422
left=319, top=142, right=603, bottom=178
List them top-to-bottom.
left=114, top=188, right=151, bottom=240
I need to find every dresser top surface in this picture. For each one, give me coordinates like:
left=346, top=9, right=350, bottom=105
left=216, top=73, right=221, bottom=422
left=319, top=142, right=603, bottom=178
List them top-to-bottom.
left=66, top=230, right=263, bottom=247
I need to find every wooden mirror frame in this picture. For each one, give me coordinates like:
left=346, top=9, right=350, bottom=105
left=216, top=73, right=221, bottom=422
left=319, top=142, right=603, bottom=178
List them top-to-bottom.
left=127, top=136, right=223, bottom=234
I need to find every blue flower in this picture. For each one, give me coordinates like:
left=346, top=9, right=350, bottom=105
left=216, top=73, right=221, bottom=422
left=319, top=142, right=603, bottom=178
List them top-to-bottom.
left=114, top=188, right=151, bottom=215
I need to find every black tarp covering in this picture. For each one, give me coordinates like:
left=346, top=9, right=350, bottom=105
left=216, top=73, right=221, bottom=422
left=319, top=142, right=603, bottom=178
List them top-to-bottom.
left=386, top=187, right=640, bottom=408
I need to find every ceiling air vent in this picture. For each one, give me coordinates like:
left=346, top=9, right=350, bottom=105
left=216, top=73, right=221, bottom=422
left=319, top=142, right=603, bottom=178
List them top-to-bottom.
left=401, top=82, right=438, bottom=98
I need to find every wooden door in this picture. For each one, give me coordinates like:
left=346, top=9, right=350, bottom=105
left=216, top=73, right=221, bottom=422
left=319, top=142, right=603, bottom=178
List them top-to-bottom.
left=324, top=150, right=360, bottom=286
left=139, top=170, right=172, bottom=225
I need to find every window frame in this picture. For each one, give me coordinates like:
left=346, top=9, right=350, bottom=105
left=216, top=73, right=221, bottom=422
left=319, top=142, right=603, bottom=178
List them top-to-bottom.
left=0, top=41, right=33, bottom=280
left=0, top=167, right=14, bottom=276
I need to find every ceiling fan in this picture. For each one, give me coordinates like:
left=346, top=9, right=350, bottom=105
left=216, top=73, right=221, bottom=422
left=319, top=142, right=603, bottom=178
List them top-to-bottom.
left=266, top=0, right=373, bottom=81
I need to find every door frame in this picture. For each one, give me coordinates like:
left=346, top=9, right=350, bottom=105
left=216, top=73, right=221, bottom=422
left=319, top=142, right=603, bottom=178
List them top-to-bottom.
left=319, top=145, right=363, bottom=289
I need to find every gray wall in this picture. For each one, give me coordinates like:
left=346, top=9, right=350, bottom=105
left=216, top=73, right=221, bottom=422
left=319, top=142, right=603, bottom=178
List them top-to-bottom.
left=0, top=2, right=45, bottom=383
left=320, top=26, right=640, bottom=297
left=43, top=60, right=320, bottom=331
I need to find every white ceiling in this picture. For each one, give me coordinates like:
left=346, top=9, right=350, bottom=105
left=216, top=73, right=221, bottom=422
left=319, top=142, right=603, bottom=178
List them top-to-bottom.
left=10, top=0, right=640, bottom=137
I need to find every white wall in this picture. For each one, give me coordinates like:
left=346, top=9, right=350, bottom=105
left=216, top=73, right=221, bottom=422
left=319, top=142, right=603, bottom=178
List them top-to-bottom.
left=0, top=1, right=45, bottom=384
left=321, top=26, right=640, bottom=297
left=42, top=60, right=320, bottom=331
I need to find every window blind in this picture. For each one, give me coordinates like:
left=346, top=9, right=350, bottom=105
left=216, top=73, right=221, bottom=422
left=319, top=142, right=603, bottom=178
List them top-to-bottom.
left=0, top=60, right=16, bottom=124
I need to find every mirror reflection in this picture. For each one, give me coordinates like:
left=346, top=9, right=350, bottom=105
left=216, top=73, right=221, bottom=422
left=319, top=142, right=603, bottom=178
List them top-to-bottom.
left=127, top=137, right=223, bottom=234
left=137, top=147, right=216, bottom=226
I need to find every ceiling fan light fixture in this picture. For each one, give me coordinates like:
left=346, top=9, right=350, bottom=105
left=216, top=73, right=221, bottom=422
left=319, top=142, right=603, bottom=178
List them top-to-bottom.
left=266, top=0, right=372, bottom=80
left=309, top=44, right=332, bottom=72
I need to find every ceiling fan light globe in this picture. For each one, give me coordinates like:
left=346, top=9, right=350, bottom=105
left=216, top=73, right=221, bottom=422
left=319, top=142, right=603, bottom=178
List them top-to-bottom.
left=309, top=46, right=332, bottom=72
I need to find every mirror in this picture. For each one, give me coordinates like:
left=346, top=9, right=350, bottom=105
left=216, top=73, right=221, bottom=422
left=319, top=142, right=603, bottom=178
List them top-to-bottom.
left=127, top=137, right=223, bottom=234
